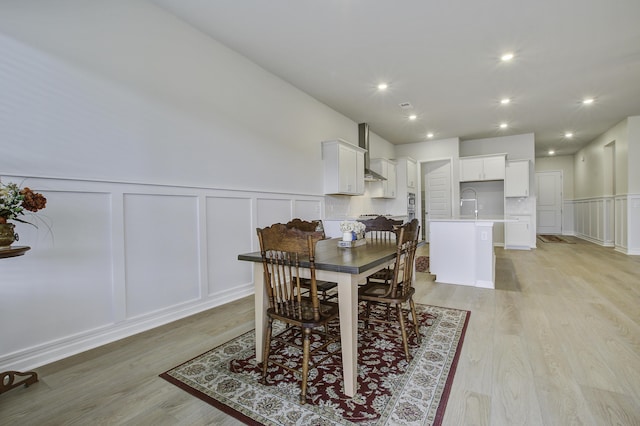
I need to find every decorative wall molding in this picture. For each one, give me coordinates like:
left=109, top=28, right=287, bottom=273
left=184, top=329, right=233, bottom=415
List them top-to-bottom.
left=0, top=175, right=323, bottom=372
left=625, top=193, right=640, bottom=255
left=566, top=195, right=640, bottom=253
left=572, top=196, right=615, bottom=247
left=562, top=201, right=575, bottom=236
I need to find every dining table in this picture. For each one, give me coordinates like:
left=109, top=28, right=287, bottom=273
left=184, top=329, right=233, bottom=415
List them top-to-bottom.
left=237, top=237, right=401, bottom=398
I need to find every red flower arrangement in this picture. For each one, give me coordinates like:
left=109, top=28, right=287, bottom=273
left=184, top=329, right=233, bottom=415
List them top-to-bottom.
left=0, top=182, right=47, bottom=226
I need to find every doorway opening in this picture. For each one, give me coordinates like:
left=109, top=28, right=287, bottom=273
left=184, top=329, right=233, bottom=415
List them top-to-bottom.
left=420, top=159, right=452, bottom=242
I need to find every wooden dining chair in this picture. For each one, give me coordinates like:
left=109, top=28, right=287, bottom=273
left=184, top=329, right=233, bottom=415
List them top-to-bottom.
left=358, top=215, right=403, bottom=285
left=285, top=218, right=338, bottom=301
left=358, top=219, right=421, bottom=361
left=256, top=223, right=340, bottom=404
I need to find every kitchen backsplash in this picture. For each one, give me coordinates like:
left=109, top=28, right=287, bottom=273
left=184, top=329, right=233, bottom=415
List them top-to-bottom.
left=325, top=191, right=390, bottom=219
left=505, top=196, right=535, bottom=215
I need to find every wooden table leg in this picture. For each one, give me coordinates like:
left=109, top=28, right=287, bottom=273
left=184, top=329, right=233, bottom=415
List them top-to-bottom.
left=253, top=262, right=267, bottom=362
left=336, top=273, right=359, bottom=398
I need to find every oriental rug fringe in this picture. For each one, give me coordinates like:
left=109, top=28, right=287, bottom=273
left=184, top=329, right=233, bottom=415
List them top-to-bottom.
left=160, top=304, right=470, bottom=426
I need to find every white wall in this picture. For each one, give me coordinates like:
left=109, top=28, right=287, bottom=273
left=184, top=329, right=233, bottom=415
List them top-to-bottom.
left=0, top=2, right=398, bottom=371
left=0, top=2, right=363, bottom=194
left=568, top=116, right=640, bottom=253
left=623, top=116, right=640, bottom=253
left=627, top=116, right=640, bottom=194
left=574, top=119, right=628, bottom=199
left=460, top=133, right=535, bottom=161
left=395, top=137, right=460, bottom=161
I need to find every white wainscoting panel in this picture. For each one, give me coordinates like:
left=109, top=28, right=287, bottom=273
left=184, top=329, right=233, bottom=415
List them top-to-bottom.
left=123, top=193, right=201, bottom=318
left=628, top=194, right=640, bottom=255
left=206, top=196, right=254, bottom=296
left=615, top=196, right=628, bottom=250
left=572, top=197, right=616, bottom=248
left=256, top=198, right=293, bottom=229
left=562, top=201, right=575, bottom=235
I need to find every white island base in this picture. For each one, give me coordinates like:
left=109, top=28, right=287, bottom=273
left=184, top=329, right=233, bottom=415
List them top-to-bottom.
left=429, top=219, right=498, bottom=289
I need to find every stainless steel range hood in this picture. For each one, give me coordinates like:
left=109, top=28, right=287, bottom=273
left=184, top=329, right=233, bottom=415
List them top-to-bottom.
left=358, top=123, right=386, bottom=181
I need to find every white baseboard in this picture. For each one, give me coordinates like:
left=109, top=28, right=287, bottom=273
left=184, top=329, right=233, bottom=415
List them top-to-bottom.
left=475, top=280, right=494, bottom=289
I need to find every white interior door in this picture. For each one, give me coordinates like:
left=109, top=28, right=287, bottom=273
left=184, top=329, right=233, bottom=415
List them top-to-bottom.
left=423, top=160, right=452, bottom=241
left=536, top=171, right=562, bottom=234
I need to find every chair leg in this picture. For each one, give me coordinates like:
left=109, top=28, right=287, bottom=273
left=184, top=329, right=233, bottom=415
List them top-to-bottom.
left=409, top=297, right=421, bottom=343
left=364, top=302, right=371, bottom=329
left=396, top=304, right=411, bottom=362
left=261, top=318, right=274, bottom=383
left=300, top=327, right=311, bottom=404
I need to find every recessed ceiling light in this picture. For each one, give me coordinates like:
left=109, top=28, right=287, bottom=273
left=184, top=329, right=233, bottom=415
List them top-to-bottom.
left=501, top=52, right=514, bottom=62
left=378, top=83, right=388, bottom=90
left=583, top=97, right=594, bottom=105
left=500, top=98, right=510, bottom=105
left=408, top=114, right=417, bottom=121
left=499, top=122, right=508, bottom=129
left=427, top=132, right=434, bottom=139
left=565, top=132, right=573, bottom=138
left=548, top=150, right=555, bottom=155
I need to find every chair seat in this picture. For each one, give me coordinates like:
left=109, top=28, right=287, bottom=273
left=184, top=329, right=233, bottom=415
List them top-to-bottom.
left=299, top=278, right=338, bottom=300
left=300, top=279, right=337, bottom=292
left=358, top=281, right=415, bottom=303
left=268, top=299, right=339, bottom=326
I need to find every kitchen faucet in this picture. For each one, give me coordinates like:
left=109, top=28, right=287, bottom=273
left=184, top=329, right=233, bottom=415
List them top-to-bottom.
left=460, top=187, right=478, bottom=219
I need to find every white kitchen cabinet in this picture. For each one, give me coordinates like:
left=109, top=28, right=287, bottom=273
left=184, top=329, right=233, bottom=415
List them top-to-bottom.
left=322, top=139, right=365, bottom=195
left=460, top=154, right=505, bottom=182
left=388, top=157, right=416, bottom=216
left=370, top=158, right=397, bottom=198
left=405, top=158, right=417, bottom=189
left=505, top=160, right=530, bottom=197
left=505, top=215, right=531, bottom=249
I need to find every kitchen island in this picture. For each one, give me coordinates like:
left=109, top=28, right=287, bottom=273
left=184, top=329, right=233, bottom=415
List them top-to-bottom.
left=428, top=216, right=516, bottom=289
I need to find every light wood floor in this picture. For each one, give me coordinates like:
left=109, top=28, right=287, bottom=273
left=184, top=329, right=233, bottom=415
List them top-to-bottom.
left=2, top=238, right=640, bottom=425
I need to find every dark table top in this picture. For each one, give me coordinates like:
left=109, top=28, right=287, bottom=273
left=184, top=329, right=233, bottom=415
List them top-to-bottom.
left=238, top=238, right=399, bottom=275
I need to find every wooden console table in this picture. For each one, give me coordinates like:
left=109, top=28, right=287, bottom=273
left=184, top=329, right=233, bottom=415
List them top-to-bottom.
left=0, top=245, right=39, bottom=394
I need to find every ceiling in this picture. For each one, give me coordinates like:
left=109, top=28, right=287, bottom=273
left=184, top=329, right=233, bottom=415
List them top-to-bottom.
left=152, top=0, right=640, bottom=157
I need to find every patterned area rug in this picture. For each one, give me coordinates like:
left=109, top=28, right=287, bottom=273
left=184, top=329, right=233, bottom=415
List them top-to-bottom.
left=537, top=234, right=575, bottom=243
left=415, top=256, right=430, bottom=272
left=160, top=304, right=470, bottom=425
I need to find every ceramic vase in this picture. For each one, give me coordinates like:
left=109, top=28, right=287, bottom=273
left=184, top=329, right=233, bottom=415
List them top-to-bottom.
left=0, top=223, right=17, bottom=248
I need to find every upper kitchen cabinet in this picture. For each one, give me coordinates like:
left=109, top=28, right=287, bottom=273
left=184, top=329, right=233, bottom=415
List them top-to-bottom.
left=322, top=139, right=365, bottom=195
left=459, top=154, right=505, bottom=182
left=388, top=157, right=417, bottom=216
left=396, top=157, right=418, bottom=190
left=370, top=158, right=397, bottom=198
left=505, top=160, right=530, bottom=197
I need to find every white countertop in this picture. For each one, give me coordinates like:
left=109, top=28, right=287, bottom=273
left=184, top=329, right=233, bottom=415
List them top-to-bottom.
left=428, top=215, right=519, bottom=223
